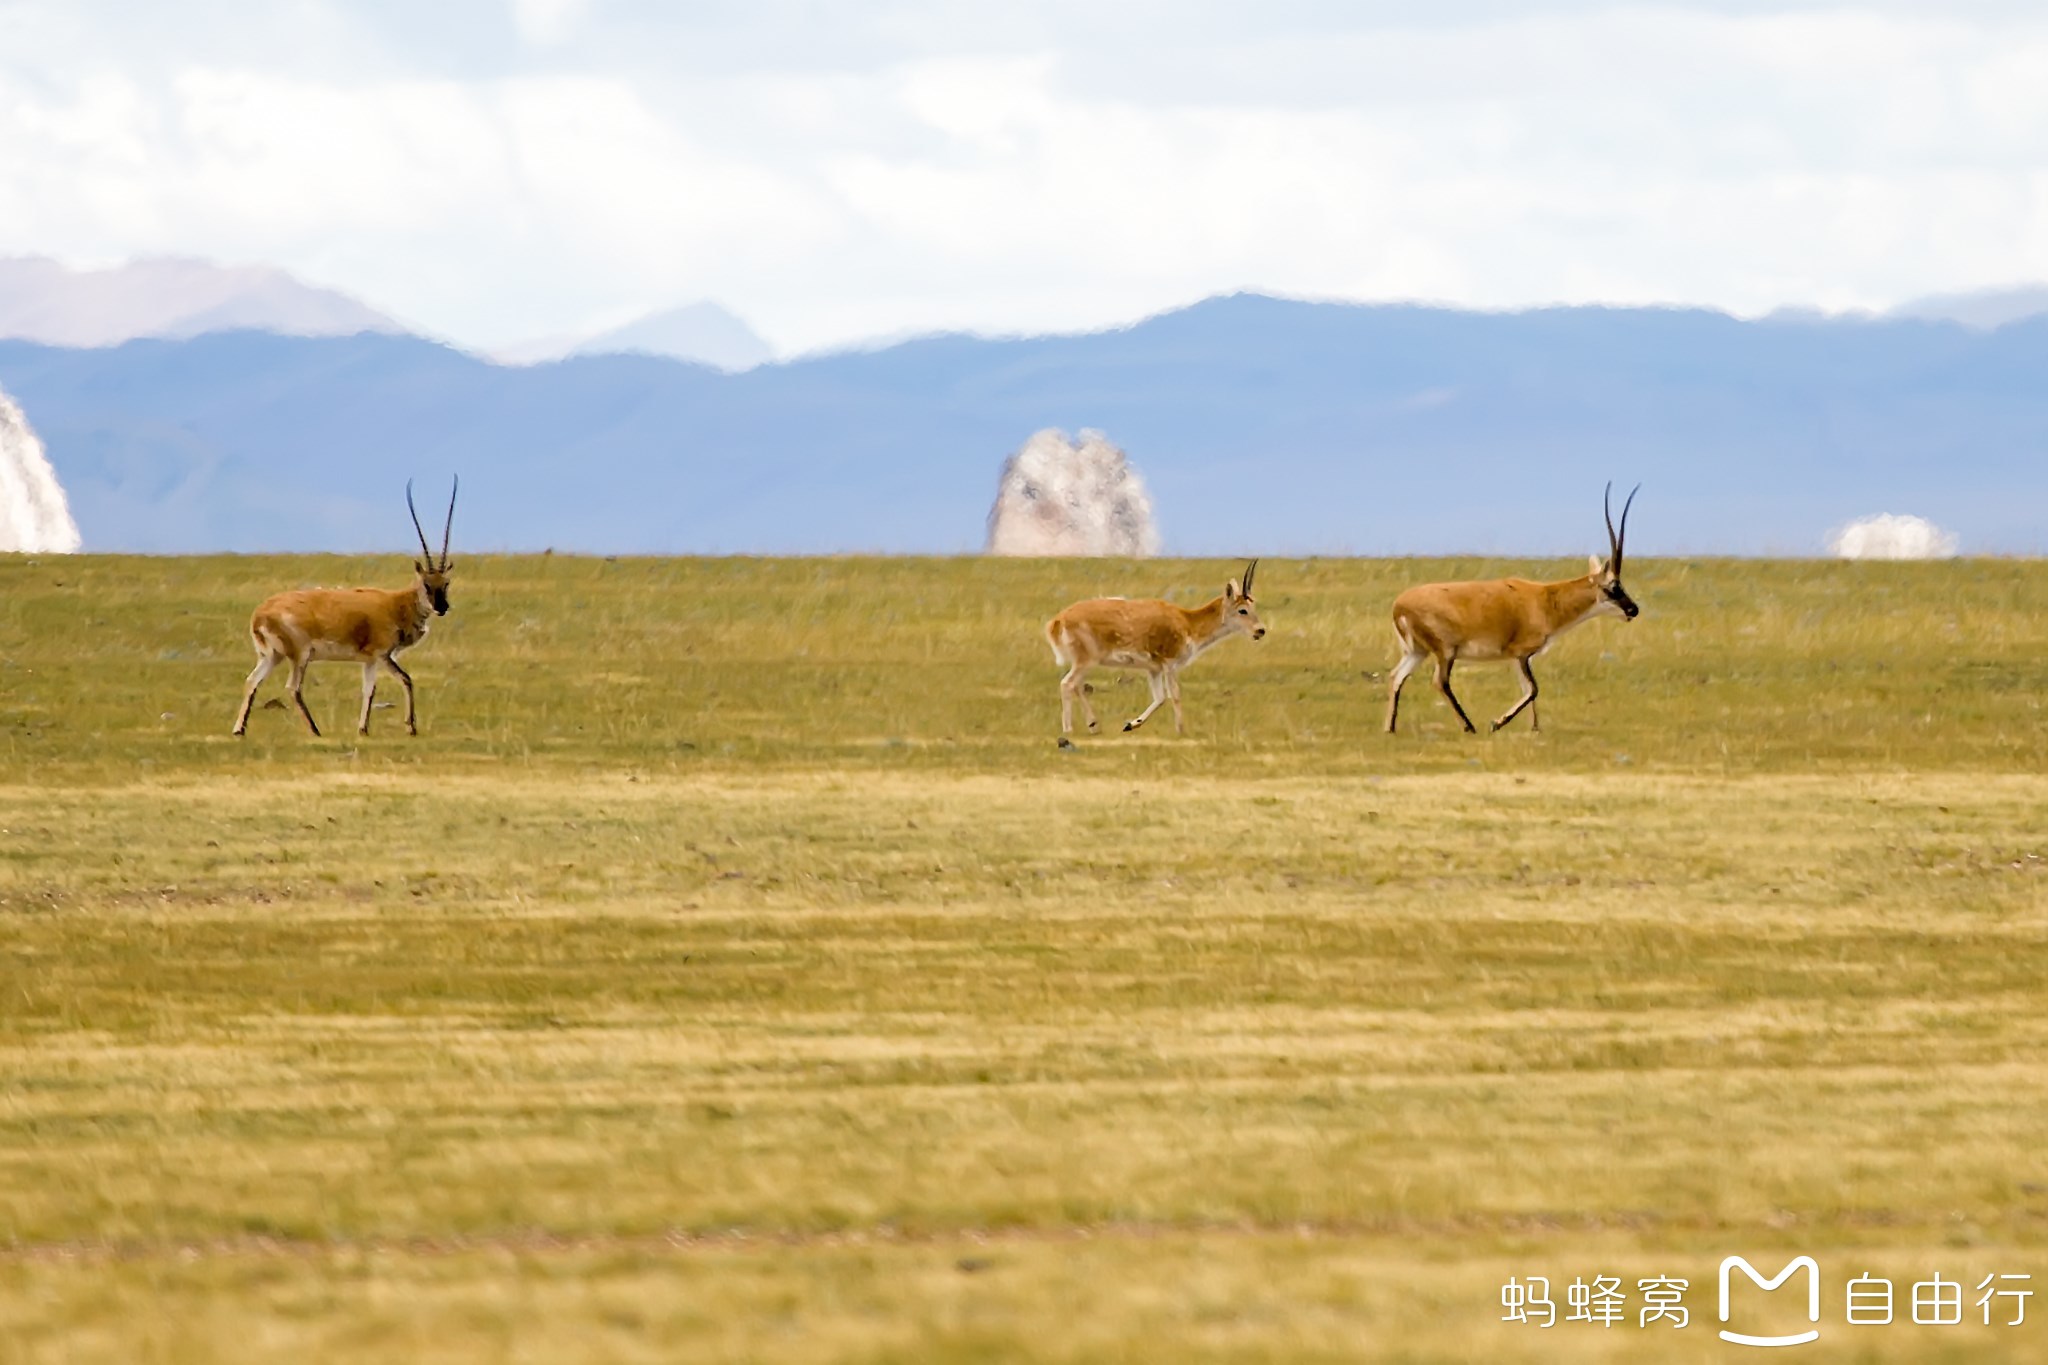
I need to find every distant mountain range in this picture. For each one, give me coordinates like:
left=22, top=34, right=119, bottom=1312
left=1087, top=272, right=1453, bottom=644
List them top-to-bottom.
left=0, top=256, right=404, bottom=347
left=0, top=256, right=777, bottom=370
left=1889, top=284, right=2048, bottom=331
left=2, top=291, right=2046, bottom=556
left=496, top=302, right=776, bottom=370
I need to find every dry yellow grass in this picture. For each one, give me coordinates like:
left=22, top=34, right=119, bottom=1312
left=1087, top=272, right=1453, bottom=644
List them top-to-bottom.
left=3, top=554, right=2047, bottom=1361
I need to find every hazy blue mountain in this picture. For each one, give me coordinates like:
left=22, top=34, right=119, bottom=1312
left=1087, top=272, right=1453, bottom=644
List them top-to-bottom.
left=0, top=256, right=404, bottom=347
left=1891, top=284, right=2048, bottom=331
left=2, top=292, right=2045, bottom=556
left=496, top=302, right=776, bottom=370
left=566, top=302, right=775, bottom=369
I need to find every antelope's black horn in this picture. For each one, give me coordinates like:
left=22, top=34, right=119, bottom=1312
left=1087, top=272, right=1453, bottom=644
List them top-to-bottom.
left=440, top=475, right=459, bottom=567
left=407, top=479, right=435, bottom=564
left=1614, top=483, right=1640, bottom=571
left=1241, top=558, right=1258, bottom=597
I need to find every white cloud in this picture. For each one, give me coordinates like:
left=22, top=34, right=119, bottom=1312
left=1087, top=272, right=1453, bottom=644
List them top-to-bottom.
left=511, top=0, right=597, bottom=48
left=2, top=4, right=2047, bottom=352
left=0, top=64, right=830, bottom=343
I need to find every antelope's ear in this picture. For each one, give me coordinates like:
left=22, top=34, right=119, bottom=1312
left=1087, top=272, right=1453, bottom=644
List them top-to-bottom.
left=1588, top=554, right=1604, bottom=576
left=415, top=559, right=426, bottom=574
left=1225, top=578, right=1242, bottom=602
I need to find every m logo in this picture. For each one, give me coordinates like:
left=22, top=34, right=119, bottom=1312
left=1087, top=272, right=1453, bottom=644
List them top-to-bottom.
left=1719, top=1255, right=1821, bottom=1347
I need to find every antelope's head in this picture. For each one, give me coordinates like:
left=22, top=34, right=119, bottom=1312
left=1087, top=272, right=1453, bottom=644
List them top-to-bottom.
left=408, top=476, right=459, bottom=617
left=1588, top=482, right=1640, bottom=621
left=1225, top=558, right=1267, bottom=640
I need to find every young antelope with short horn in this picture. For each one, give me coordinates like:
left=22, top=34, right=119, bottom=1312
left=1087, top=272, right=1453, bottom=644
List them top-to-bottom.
left=1045, top=559, right=1267, bottom=737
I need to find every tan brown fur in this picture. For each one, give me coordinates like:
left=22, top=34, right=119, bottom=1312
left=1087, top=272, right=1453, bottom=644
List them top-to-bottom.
left=233, top=480, right=457, bottom=738
left=1385, top=486, right=1640, bottom=735
left=1045, top=561, right=1265, bottom=736
left=232, top=573, right=448, bottom=738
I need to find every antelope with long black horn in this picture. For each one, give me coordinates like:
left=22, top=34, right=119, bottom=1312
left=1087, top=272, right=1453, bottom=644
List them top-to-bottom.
left=232, top=477, right=460, bottom=737
left=1384, top=484, right=1640, bottom=734
left=1044, top=559, right=1267, bottom=737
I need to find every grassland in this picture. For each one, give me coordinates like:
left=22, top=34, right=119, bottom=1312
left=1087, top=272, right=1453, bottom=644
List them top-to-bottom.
left=3, top=552, right=2047, bottom=1362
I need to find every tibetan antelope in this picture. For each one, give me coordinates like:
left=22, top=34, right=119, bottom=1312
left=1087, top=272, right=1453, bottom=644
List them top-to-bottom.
left=232, top=478, right=459, bottom=738
left=1385, top=484, right=1639, bottom=735
left=1045, top=559, right=1266, bottom=737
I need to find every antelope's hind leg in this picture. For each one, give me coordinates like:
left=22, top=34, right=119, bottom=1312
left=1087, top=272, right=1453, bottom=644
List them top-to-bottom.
left=1384, top=649, right=1425, bottom=733
left=232, top=652, right=278, bottom=736
left=1432, top=656, right=1478, bottom=734
left=286, top=659, right=320, bottom=736
left=358, top=662, right=378, bottom=735
left=1059, top=664, right=1098, bottom=735
left=1166, top=669, right=1185, bottom=735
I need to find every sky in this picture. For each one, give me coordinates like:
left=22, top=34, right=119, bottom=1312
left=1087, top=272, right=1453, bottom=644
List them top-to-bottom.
left=3, top=1, right=2046, bottom=355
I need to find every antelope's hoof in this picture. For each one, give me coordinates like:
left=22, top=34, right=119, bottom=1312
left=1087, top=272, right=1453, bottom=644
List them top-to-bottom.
left=1123, top=719, right=1141, bottom=732
left=1489, top=720, right=1504, bottom=733
left=1087, top=721, right=1099, bottom=733
left=1056, top=737, right=1077, bottom=751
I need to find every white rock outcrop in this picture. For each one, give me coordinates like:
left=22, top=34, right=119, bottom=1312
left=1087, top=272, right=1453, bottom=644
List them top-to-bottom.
left=0, top=386, right=81, bottom=553
left=985, top=428, right=1160, bottom=557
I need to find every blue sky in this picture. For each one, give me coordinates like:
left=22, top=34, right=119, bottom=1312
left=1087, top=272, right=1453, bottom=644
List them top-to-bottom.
left=3, top=1, right=2044, bottom=353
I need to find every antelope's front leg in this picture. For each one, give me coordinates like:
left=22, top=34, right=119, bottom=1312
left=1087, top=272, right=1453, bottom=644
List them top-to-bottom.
left=387, top=657, right=418, bottom=735
left=1490, top=658, right=1540, bottom=733
left=1124, top=672, right=1170, bottom=732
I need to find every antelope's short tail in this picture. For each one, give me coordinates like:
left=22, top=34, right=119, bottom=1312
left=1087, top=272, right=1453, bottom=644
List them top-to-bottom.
left=1390, top=607, right=1417, bottom=657
left=249, top=610, right=296, bottom=662
left=1045, top=617, right=1071, bottom=667
left=250, top=618, right=279, bottom=657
